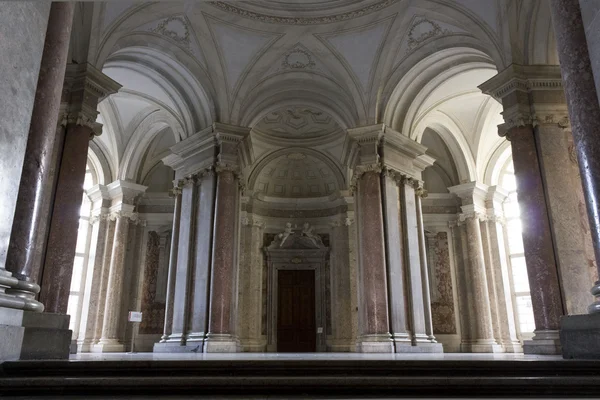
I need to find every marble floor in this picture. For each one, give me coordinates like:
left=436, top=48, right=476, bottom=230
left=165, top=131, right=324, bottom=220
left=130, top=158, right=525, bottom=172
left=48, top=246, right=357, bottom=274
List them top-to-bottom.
left=70, top=352, right=562, bottom=361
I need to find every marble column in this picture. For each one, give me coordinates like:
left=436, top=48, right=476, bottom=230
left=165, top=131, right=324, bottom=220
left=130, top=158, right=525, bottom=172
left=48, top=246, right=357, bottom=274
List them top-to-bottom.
left=551, top=0, right=600, bottom=312
left=3, top=2, right=75, bottom=312
left=38, top=65, right=120, bottom=315
left=509, top=126, right=565, bottom=353
left=205, top=168, right=240, bottom=353
left=355, top=170, right=393, bottom=353
left=381, top=170, right=411, bottom=350
left=187, top=171, right=217, bottom=349
left=157, top=177, right=196, bottom=350
left=400, top=178, right=438, bottom=348
left=449, top=183, right=503, bottom=353
left=159, top=184, right=182, bottom=343
left=415, top=187, right=438, bottom=345
left=482, top=189, right=521, bottom=352
left=77, top=199, right=110, bottom=352
left=95, top=213, right=131, bottom=352
left=238, top=213, right=266, bottom=352
left=92, top=218, right=116, bottom=344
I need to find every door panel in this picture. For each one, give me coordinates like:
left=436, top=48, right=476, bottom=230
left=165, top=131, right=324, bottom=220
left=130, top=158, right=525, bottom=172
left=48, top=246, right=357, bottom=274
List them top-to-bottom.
left=277, top=269, right=316, bottom=352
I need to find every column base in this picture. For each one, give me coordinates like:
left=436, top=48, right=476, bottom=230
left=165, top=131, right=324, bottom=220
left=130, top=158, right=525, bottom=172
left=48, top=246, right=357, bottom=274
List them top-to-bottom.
left=0, top=307, right=71, bottom=361
left=560, top=314, right=600, bottom=359
left=523, top=330, right=561, bottom=355
left=204, top=333, right=239, bottom=353
left=357, top=334, right=394, bottom=353
left=92, top=339, right=125, bottom=353
left=239, top=339, right=267, bottom=352
left=327, top=339, right=355, bottom=352
left=461, top=339, right=504, bottom=353
left=77, top=340, right=94, bottom=353
left=501, top=340, right=523, bottom=353
left=153, top=342, right=203, bottom=353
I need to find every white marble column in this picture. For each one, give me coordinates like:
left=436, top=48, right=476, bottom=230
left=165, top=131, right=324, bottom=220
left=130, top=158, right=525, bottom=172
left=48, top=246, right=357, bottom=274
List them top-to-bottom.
left=381, top=169, right=411, bottom=350
left=158, top=184, right=182, bottom=344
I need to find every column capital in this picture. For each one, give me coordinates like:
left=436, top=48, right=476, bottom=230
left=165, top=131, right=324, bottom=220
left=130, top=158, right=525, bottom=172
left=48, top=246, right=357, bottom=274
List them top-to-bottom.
left=60, top=63, right=121, bottom=136
left=240, top=215, right=266, bottom=229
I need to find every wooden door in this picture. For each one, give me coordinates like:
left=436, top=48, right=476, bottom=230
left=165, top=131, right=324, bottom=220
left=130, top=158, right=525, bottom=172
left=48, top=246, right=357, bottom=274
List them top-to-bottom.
left=277, top=269, right=316, bottom=352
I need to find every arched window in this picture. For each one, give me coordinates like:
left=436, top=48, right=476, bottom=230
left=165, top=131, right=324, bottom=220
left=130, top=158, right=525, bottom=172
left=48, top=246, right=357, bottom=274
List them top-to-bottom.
left=498, top=157, right=535, bottom=338
left=67, top=162, right=97, bottom=334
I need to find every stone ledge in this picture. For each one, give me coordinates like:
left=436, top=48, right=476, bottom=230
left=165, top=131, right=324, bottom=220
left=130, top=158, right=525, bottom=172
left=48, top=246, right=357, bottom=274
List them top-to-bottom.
left=561, top=313, right=600, bottom=359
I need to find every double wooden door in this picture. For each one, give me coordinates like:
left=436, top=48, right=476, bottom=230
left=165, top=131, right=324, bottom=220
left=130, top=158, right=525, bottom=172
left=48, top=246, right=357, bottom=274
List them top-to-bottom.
left=277, top=269, right=316, bottom=352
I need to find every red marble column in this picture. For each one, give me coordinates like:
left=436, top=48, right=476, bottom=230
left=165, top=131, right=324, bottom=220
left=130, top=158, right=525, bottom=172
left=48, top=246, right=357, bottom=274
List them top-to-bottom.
left=551, top=0, right=600, bottom=312
left=4, top=2, right=75, bottom=311
left=39, top=124, right=92, bottom=313
left=507, top=126, right=565, bottom=342
left=205, top=169, right=239, bottom=352
left=356, top=171, right=393, bottom=352
left=160, top=185, right=182, bottom=343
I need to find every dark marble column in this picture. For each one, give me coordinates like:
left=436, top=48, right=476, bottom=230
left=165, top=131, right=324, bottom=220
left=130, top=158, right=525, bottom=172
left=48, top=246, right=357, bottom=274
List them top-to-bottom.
left=551, top=0, right=600, bottom=312
left=4, top=2, right=75, bottom=312
left=39, top=123, right=92, bottom=313
left=507, top=126, right=564, bottom=353
left=205, top=168, right=239, bottom=352
left=356, top=170, right=393, bottom=353
left=159, top=184, right=182, bottom=343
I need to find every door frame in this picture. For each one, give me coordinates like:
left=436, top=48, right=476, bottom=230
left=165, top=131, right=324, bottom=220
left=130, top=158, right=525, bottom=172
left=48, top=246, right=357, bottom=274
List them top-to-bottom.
left=265, top=249, right=328, bottom=352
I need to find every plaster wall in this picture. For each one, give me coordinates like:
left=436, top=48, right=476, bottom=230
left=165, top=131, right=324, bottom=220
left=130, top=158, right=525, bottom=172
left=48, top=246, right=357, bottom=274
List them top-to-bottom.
left=0, top=2, right=50, bottom=269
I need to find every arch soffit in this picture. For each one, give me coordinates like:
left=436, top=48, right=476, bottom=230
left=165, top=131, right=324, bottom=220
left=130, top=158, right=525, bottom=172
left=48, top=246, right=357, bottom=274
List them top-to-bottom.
left=103, top=43, right=215, bottom=133
left=382, top=46, right=495, bottom=132
left=235, top=70, right=360, bottom=128
left=118, top=109, right=183, bottom=181
left=413, top=114, right=477, bottom=183
left=483, top=141, right=512, bottom=186
left=87, top=143, right=113, bottom=186
left=248, top=147, right=347, bottom=193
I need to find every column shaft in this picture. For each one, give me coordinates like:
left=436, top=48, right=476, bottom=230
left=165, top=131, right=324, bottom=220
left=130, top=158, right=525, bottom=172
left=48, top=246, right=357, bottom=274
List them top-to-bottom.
left=551, top=0, right=600, bottom=311
left=4, top=2, right=75, bottom=310
left=39, top=124, right=92, bottom=313
left=508, top=126, right=565, bottom=331
left=205, top=170, right=239, bottom=352
left=356, top=171, right=392, bottom=352
left=187, top=172, right=216, bottom=345
left=381, top=173, right=410, bottom=347
left=168, top=180, right=196, bottom=344
left=400, top=181, right=427, bottom=343
left=160, top=188, right=182, bottom=342
left=416, top=192, right=437, bottom=343
left=97, top=215, right=130, bottom=351
left=463, top=216, right=498, bottom=350
left=92, top=219, right=115, bottom=343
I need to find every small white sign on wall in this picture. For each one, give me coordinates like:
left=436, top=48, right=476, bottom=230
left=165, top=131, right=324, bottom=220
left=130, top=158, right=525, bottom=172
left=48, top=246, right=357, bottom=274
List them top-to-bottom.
left=128, top=311, right=143, bottom=323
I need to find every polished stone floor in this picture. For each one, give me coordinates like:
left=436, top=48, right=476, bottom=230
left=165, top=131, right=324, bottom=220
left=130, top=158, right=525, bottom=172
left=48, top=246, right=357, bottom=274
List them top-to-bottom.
left=71, top=352, right=562, bottom=361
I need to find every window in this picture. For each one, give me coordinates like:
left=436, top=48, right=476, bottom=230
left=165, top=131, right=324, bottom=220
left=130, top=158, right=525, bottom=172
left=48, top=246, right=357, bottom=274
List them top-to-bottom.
left=499, top=159, right=535, bottom=337
left=67, top=163, right=97, bottom=337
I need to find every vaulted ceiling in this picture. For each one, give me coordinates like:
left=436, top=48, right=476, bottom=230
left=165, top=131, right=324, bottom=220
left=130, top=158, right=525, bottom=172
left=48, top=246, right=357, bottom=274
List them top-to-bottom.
left=85, top=0, right=555, bottom=191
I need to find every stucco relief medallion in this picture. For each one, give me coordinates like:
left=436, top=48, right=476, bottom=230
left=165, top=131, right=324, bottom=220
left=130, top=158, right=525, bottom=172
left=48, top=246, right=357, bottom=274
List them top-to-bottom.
left=407, top=18, right=451, bottom=51
left=282, top=49, right=316, bottom=69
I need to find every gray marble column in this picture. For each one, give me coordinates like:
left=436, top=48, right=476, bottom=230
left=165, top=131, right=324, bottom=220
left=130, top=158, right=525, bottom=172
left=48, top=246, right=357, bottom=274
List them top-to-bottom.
left=551, top=0, right=600, bottom=312
left=3, top=2, right=75, bottom=312
left=205, top=168, right=240, bottom=352
left=355, top=170, right=393, bottom=353
left=381, top=170, right=411, bottom=350
left=187, top=171, right=217, bottom=348
left=162, top=177, right=196, bottom=348
left=159, top=184, right=182, bottom=343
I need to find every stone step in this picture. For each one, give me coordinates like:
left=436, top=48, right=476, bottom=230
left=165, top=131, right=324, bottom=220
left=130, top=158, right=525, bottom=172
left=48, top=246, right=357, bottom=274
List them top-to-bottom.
left=1, top=359, right=599, bottom=397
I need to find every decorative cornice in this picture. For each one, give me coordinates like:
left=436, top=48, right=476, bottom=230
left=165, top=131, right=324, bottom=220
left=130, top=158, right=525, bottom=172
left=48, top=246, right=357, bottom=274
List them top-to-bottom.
left=208, top=0, right=398, bottom=25
left=329, top=217, right=354, bottom=228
